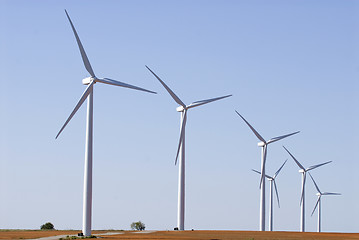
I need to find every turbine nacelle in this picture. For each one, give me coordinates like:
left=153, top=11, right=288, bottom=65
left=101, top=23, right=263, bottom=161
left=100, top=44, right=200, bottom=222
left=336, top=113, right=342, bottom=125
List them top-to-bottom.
left=82, top=77, right=95, bottom=85
left=176, top=106, right=186, bottom=112
left=257, top=141, right=266, bottom=147
left=299, top=169, right=305, bottom=173
left=316, top=193, right=321, bottom=196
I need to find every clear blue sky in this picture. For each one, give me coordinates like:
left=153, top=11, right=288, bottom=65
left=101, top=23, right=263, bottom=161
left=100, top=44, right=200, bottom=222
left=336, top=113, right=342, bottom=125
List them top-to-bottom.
left=1, top=0, right=358, bottom=233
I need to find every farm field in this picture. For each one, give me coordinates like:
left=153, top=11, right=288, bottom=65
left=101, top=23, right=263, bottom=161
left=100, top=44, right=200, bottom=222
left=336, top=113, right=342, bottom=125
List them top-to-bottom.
left=1, top=230, right=359, bottom=240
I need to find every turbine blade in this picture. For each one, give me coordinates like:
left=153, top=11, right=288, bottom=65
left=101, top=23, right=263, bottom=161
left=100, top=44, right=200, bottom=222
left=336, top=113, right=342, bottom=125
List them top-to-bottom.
left=65, top=10, right=95, bottom=77
left=145, top=66, right=185, bottom=107
left=97, top=78, right=157, bottom=94
left=55, top=81, right=95, bottom=139
left=187, top=94, right=232, bottom=109
left=175, top=110, right=187, bottom=165
left=235, top=111, right=266, bottom=143
left=267, top=131, right=300, bottom=144
left=259, top=145, right=267, bottom=188
left=283, top=146, right=305, bottom=170
left=274, top=159, right=287, bottom=178
left=307, top=161, right=332, bottom=171
left=251, top=169, right=271, bottom=179
left=252, top=169, right=261, bottom=175
left=300, top=172, right=306, bottom=205
left=309, top=172, right=321, bottom=194
left=274, top=180, right=280, bottom=208
left=322, top=192, right=341, bottom=196
left=311, top=197, right=321, bottom=216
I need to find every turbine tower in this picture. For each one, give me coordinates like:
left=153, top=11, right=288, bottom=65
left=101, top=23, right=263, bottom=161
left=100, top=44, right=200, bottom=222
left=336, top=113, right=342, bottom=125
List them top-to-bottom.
left=56, top=10, right=156, bottom=237
left=146, top=65, right=231, bottom=230
left=235, top=111, right=299, bottom=231
left=283, top=146, right=331, bottom=232
left=252, top=160, right=287, bottom=231
left=309, top=173, right=341, bottom=232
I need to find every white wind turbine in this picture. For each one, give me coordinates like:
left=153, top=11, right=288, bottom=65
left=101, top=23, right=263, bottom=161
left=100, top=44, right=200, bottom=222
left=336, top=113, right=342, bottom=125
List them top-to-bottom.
left=56, top=10, right=156, bottom=237
left=146, top=65, right=231, bottom=230
left=235, top=111, right=299, bottom=231
left=282, top=146, right=331, bottom=232
left=252, top=159, right=287, bottom=231
left=309, top=173, right=341, bottom=232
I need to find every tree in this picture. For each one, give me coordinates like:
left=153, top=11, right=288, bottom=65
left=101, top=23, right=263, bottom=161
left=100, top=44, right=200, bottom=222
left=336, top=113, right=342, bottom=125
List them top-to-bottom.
left=130, top=221, right=145, bottom=231
left=41, top=222, right=55, bottom=230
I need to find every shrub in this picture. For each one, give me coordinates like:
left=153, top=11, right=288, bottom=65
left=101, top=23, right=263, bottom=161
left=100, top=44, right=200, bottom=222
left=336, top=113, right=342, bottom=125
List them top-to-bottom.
left=131, top=221, right=145, bottom=231
left=40, top=222, right=54, bottom=230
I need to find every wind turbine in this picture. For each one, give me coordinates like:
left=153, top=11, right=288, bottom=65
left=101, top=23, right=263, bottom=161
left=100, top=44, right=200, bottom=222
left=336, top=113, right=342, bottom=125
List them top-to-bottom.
left=56, top=10, right=156, bottom=237
left=146, top=65, right=231, bottom=230
left=235, top=111, right=299, bottom=231
left=282, top=146, right=331, bottom=232
left=252, top=159, right=287, bottom=231
left=309, top=173, right=340, bottom=232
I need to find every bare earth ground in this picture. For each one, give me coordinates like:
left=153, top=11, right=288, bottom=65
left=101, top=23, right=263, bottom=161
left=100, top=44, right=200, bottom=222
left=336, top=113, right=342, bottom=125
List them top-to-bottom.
left=0, top=230, right=109, bottom=240
left=1, top=230, right=359, bottom=240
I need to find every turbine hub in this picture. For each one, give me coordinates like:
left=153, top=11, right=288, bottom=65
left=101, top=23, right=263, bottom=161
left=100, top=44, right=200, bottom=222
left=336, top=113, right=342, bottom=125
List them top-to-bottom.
left=82, top=77, right=95, bottom=85
left=176, top=106, right=185, bottom=112
left=257, top=142, right=265, bottom=147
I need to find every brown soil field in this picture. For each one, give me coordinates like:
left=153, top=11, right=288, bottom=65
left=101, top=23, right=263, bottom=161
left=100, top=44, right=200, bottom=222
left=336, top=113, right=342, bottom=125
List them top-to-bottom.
left=0, top=230, right=107, bottom=240
left=1, top=230, right=359, bottom=240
